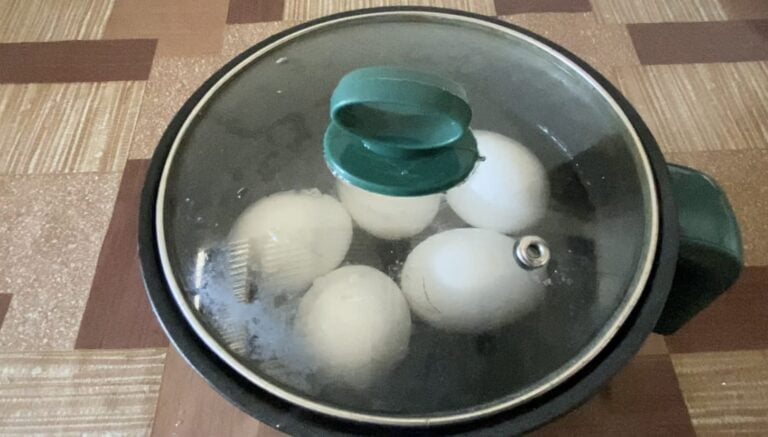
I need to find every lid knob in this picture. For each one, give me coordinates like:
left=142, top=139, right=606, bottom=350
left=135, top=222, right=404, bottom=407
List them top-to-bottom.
left=324, top=67, right=478, bottom=196
left=514, top=236, right=551, bottom=270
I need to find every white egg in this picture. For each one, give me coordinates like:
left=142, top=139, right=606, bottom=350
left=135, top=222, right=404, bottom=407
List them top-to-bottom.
left=447, top=130, right=548, bottom=233
left=337, top=180, right=441, bottom=240
left=229, top=189, right=352, bottom=298
left=401, top=228, right=545, bottom=333
left=296, top=265, right=412, bottom=388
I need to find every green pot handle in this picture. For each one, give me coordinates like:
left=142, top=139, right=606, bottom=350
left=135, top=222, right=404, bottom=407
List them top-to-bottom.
left=324, top=66, right=478, bottom=196
left=654, top=164, right=743, bottom=334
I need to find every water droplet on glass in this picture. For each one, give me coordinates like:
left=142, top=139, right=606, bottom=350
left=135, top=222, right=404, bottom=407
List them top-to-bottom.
left=276, top=57, right=288, bottom=64
left=276, top=89, right=283, bottom=94
left=400, top=169, right=409, bottom=175
left=236, top=187, right=247, bottom=198
left=185, top=197, right=191, bottom=202
left=195, top=216, right=203, bottom=223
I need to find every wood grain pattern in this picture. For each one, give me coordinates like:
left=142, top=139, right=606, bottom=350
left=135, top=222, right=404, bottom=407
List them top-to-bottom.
left=0, top=0, right=114, bottom=43
left=0, top=0, right=765, bottom=434
left=104, top=0, right=229, bottom=57
left=228, top=0, right=285, bottom=23
left=283, top=0, right=496, bottom=20
left=495, top=0, right=591, bottom=15
left=592, top=0, right=727, bottom=23
left=593, top=0, right=768, bottom=23
left=719, top=0, right=768, bottom=19
left=502, top=13, right=638, bottom=82
left=629, top=20, right=768, bottom=65
left=127, top=21, right=301, bottom=159
left=221, top=21, right=298, bottom=58
left=0, top=39, right=157, bottom=83
left=128, top=56, right=228, bottom=159
left=615, top=62, right=768, bottom=153
left=0, top=81, right=145, bottom=174
left=666, top=150, right=768, bottom=266
left=75, top=160, right=168, bottom=349
left=0, top=173, right=120, bottom=351
left=665, top=267, right=768, bottom=353
left=0, top=294, right=11, bottom=329
left=638, top=333, right=668, bottom=355
left=0, top=348, right=165, bottom=434
left=151, top=348, right=286, bottom=437
left=672, top=350, right=768, bottom=435
left=535, top=355, right=695, bottom=436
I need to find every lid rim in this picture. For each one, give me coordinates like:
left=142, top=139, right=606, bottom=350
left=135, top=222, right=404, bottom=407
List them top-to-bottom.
left=142, top=6, right=666, bottom=431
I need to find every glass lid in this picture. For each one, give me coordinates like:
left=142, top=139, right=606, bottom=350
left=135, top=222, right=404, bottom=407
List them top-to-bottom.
left=155, top=10, right=658, bottom=425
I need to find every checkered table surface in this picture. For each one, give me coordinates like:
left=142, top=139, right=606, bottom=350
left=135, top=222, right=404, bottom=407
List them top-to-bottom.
left=1, top=0, right=767, bottom=435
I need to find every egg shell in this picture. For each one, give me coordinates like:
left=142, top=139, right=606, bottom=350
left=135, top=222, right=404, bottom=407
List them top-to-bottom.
left=447, top=130, right=548, bottom=233
left=337, top=180, right=441, bottom=240
left=229, top=189, right=352, bottom=297
left=401, top=228, right=545, bottom=333
left=296, top=265, right=412, bottom=388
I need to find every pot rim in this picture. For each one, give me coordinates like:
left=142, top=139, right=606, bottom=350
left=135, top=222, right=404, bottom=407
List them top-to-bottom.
left=139, top=6, right=679, bottom=435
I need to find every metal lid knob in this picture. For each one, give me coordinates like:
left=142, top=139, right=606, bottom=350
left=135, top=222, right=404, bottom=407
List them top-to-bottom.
left=515, top=236, right=551, bottom=270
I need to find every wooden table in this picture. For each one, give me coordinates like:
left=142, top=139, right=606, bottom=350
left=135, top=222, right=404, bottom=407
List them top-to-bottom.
left=0, top=0, right=766, bottom=435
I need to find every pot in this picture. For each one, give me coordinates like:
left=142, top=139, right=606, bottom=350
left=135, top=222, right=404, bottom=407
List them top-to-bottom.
left=139, top=7, right=742, bottom=435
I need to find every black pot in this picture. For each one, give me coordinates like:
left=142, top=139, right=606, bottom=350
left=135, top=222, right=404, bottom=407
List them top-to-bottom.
left=139, top=7, right=741, bottom=435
